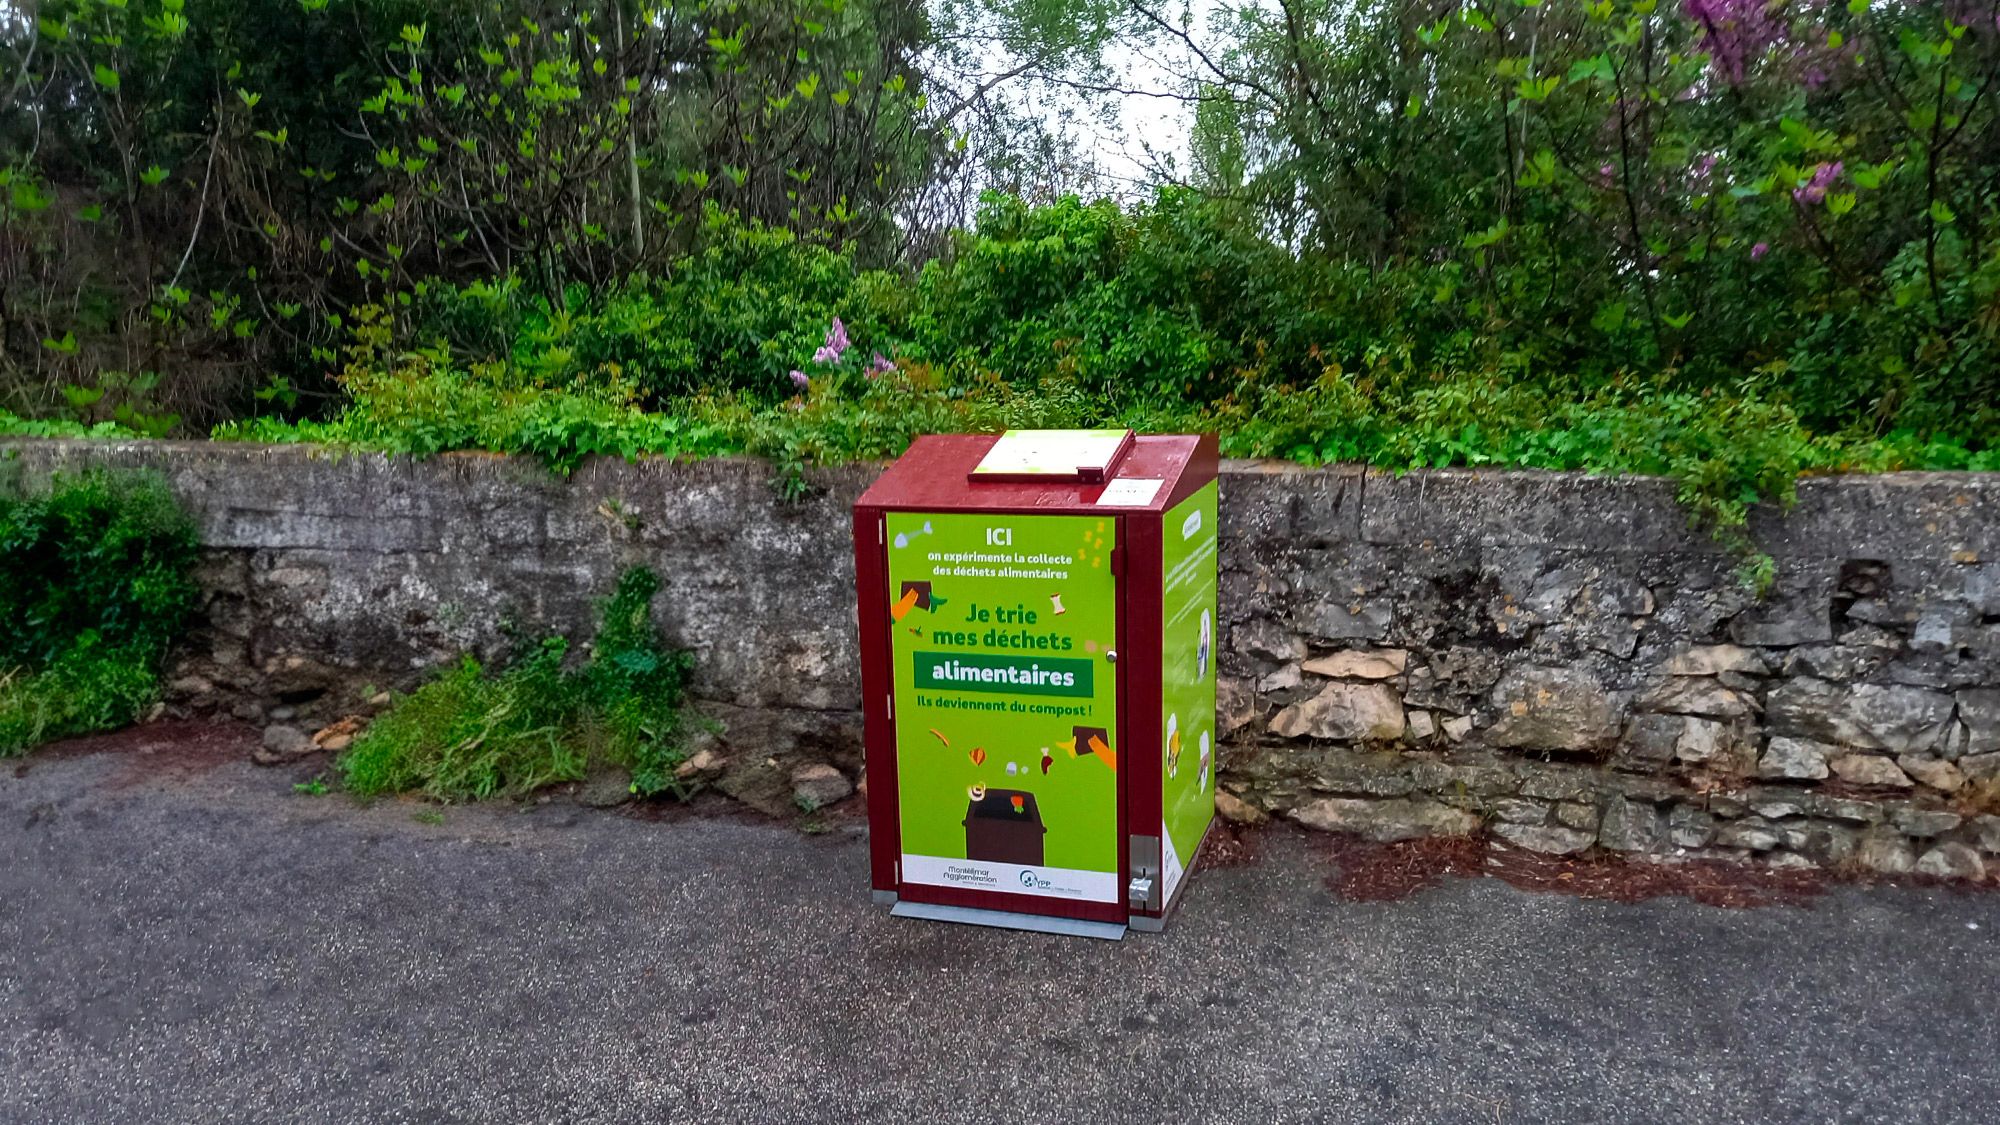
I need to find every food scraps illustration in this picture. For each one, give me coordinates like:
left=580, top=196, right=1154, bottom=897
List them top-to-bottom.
left=892, top=580, right=949, bottom=622
left=1058, top=725, right=1115, bottom=771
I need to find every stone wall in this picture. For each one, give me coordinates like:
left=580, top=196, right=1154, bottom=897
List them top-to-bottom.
left=5, top=440, right=1997, bottom=878
left=1216, top=465, right=2000, bottom=880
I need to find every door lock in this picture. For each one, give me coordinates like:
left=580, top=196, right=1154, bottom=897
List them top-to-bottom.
left=1105, top=649, right=1118, bottom=663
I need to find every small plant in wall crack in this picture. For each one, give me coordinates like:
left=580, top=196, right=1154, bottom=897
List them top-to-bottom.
left=596, top=497, right=644, bottom=533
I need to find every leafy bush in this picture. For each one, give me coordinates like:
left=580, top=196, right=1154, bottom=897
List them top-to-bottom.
left=3, top=0, right=942, bottom=426
left=168, top=192, right=1990, bottom=545
left=213, top=304, right=737, bottom=473
left=0, top=410, right=148, bottom=440
left=0, top=469, right=199, bottom=755
left=339, top=567, right=694, bottom=801
left=0, top=641, right=161, bottom=756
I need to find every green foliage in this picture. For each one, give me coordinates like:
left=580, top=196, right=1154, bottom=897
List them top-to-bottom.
left=3, top=0, right=944, bottom=426
left=6, top=0, right=1998, bottom=501
left=1187, top=0, right=2000, bottom=439
left=206, top=196, right=1992, bottom=537
left=418, top=209, right=884, bottom=400
left=213, top=303, right=736, bottom=472
left=0, top=410, right=147, bottom=440
left=0, top=469, right=200, bottom=670
left=0, top=470, right=198, bottom=755
left=338, top=566, right=694, bottom=801
left=0, top=641, right=162, bottom=758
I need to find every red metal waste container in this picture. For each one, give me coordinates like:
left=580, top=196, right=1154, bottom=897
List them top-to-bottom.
left=853, top=429, right=1220, bottom=938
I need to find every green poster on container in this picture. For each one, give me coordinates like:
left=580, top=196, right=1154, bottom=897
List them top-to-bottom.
left=1159, top=481, right=1219, bottom=904
left=885, top=511, right=1120, bottom=903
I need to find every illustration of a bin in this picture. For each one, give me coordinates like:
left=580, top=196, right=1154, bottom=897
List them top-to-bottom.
left=854, top=429, right=1221, bottom=938
left=964, top=789, right=1046, bottom=865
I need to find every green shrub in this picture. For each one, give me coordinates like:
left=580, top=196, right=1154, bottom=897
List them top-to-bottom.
left=213, top=304, right=737, bottom=473
left=0, top=410, right=148, bottom=440
left=0, top=470, right=199, bottom=755
left=339, top=567, right=694, bottom=802
left=0, top=641, right=161, bottom=756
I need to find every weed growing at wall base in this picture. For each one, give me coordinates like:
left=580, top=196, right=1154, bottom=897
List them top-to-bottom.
left=0, top=470, right=199, bottom=756
left=338, top=567, right=694, bottom=801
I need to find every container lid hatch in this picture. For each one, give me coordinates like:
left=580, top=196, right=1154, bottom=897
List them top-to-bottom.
left=969, top=428, right=1134, bottom=484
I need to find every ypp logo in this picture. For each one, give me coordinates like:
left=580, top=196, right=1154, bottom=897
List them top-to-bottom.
left=986, top=526, right=1013, bottom=547
left=1018, top=869, right=1052, bottom=891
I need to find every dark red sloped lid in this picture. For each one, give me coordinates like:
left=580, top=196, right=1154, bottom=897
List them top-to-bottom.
left=856, top=432, right=1215, bottom=516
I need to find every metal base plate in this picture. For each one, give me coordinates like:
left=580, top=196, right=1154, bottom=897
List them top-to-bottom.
left=890, top=901, right=1126, bottom=941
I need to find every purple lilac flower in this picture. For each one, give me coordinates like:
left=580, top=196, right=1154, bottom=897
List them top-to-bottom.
left=1683, top=0, right=1782, bottom=85
left=1793, top=161, right=1842, bottom=205
left=1751, top=241, right=1770, bottom=260
left=812, top=317, right=851, bottom=366
left=867, top=352, right=895, bottom=378
left=789, top=369, right=809, bottom=390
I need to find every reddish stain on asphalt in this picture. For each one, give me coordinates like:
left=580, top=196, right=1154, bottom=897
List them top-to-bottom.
left=19, top=721, right=264, bottom=790
left=1318, top=833, right=1831, bottom=909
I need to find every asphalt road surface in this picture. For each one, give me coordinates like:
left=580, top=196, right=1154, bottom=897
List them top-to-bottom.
left=2, top=724, right=1996, bottom=1124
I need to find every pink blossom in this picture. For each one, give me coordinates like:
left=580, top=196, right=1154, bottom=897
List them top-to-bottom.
left=1683, top=0, right=1782, bottom=85
left=1793, top=161, right=1842, bottom=205
left=1751, top=241, right=1770, bottom=260
left=812, top=317, right=851, bottom=366
left=867, top=352, right=895, bottom=378
left=789, top=369, right=809, bottom=390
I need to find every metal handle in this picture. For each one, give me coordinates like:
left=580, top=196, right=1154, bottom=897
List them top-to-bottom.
left=1105, top=649, right=1118, bottom=664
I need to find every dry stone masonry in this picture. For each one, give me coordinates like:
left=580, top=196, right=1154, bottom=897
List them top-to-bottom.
left=5, top=440, right=1997, bottom=879
left=1218, top=463, right=2000, bottom=880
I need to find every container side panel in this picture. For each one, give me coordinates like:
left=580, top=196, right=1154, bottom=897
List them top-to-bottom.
left=1159, top=481, right=1221, bottom=908
left=854, top=508, right=900, bottom=893
left=885, top=510, right=1122, bottom=908
left=1122, top=515, right=1165, bottom=903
